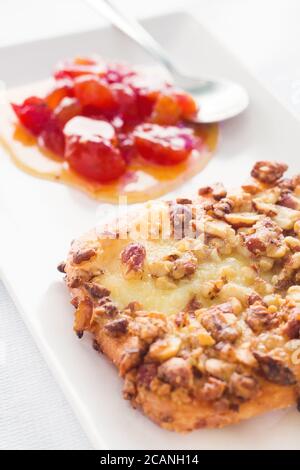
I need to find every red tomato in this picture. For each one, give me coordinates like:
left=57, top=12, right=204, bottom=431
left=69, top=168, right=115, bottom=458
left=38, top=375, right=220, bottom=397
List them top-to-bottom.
left=74, top=75, right=116, bottom=112
left=45, top=79, right=74, bottom=109
left=111, top=83, right=139, bottom=128
left=172, top=90, right=198, bottom=120
left=151, top=93, right=181, bottom=125
left=11, top=97, right=52, bottom=136
left=54, top=97, right=82, bottom=127
left=64, top=116, right=126, bottom=182
left=38, top=117, right=65, bottom=157
left=134, top=124, right=195, bottom=165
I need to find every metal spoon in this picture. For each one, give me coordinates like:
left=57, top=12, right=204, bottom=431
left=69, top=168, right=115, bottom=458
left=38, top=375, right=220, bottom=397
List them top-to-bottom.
left=85, top=0, right=249, bottom=123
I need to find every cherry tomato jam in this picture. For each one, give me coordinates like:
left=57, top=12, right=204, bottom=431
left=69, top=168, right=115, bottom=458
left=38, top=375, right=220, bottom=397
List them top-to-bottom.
left=2, top=57, right=218, bottom=202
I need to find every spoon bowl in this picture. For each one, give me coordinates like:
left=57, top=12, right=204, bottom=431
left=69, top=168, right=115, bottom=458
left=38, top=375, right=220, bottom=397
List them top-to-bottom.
left=86, top=0, right=249, bottom=123
left=185, top=78, right=249, bottom=123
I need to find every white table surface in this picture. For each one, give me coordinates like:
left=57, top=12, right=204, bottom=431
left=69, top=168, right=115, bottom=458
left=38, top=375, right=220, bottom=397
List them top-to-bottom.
left=1, top=0, right=300, bottom=450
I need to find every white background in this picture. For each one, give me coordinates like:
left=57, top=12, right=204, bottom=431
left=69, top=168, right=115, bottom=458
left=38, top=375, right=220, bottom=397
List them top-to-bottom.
left=1, top=0, right=300, bottom=450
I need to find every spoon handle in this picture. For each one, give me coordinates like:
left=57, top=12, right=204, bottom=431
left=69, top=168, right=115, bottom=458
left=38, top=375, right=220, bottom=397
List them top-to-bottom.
left=85, top=0, right=177, bottom=74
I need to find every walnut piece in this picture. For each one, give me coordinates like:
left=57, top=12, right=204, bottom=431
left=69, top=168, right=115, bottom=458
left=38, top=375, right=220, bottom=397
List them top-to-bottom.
left=251, top=161, right=288, bottom=184
left=120, top=242, right=146, bottom=279
left=73, top=248, right=96, bottom=265
left=245, top=301, right=280, bottom=333
left=104, top=317, right=129, bottom=336
left=253, top=352, right=296, bottom=385
left=157, top=357, right=193, bottom=388
left=229, top=372, right=259, bottom=400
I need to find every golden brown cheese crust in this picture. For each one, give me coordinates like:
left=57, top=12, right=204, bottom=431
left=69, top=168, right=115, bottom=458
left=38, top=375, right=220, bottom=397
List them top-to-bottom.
left=61, top=161, right=300, bottom=432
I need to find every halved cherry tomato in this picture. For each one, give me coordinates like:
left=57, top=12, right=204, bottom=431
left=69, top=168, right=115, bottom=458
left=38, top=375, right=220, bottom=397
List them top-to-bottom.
left=124, top=73, right=166, bottom=120
left=74, top=75, right=116, bottom=112
left=45, top=79, right=74, bottom=109
left=111, top=83, right=139, bottom=128
left=172, top=90, right=198, bottom=120
left=151, top=93, right=181, bottom=125
left=11, top=97, right=52, bottom=136
left=54, top=97, right=82, bottom=127
left=64, top=116, right=126, bottom=182
left=39, top=117, right=65, bottom=157
left=134, top=123, right=195, bottom=165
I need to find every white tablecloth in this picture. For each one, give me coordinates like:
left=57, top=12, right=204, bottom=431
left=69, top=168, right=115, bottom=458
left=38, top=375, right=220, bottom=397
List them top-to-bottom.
left=1, top=0, right=300, bottom=450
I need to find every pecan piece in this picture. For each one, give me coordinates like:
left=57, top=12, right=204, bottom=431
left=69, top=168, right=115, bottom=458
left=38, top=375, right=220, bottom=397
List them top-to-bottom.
left=251, top=161, right=288, bottom=184
left=212, top=182, right=227, bottom=200
left=198, top=183, right=227, bottom=201
left=278, top=190, right=300, bottom=210
left=176, top=197, right=192, bottom=205
left=212, top=198, right=233, bottom=219
left=243, top=217, right=283, bottom=257
left=120, top=242, right=146, bottom=279
left=72, top=248, right=96, bottom=265
left=170, top=253, right=197, bottom=280
left=57, top=261, right=66, bottom=273
left=85, top=282, right=110, bottom=299
left=184, top=297, right=202, bottom=313
left=92, top=298, right=118, bottom=318
left=245, top=301, right=280, bottom=333
left=200, top=303, right=240, bottom=343
left=282, top=308, right=300, bottom=339
left=129, top=316, right=166, bottom=343
left=104, top=317, right=128, bottom=337
left=253, top=352, right=296, bottom=385
left=157, top=357, right=193, bottom=388
left=229, top=372, right=259, bottom=400
left=199, top=377, right=226, bottom=401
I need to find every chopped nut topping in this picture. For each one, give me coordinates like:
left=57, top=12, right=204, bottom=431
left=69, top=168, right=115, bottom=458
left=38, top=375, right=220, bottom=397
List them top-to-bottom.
left=64, top=160, right=300, bottom=429
left=251, top=161, right=288, bottom=184
left=212, top=182, right=227, bottom=200
left=278, top=190, right=300, bottom=210
left=212, top=198, right=233, bottom=219
left=225, top=212, right=260, bottom=228
left=243, top=217, right=284, bottom=257
left=120, top=242, right=146, bottom=279
left=73, top=248, right=96, bottom=265
left=170, top=253, right=197, bottom=280
left=148, top=259, right=172, bottom=277
left=57, top=261, right=66, bottom=273
left=85, top=282, right=110, bottom=299
left=245, top=301, right=280, bottom=333
left=199, top=302, right=240, bottom=343
left=282, top=308, right=300, bottom=339
left=129, top=316, right=166, bottom=343
left=104, top=317, right=129, bottom=336
left=148, top=336, right=181, bottom=362
left=253, top=352, right=297, bottom=385
left=158, top=357, right=193, bottom=388
left=205, top=358, right=235, bottom=381
left=229, top=372, right=259, bottom=400
left=199, top=377, right=226, bottom=401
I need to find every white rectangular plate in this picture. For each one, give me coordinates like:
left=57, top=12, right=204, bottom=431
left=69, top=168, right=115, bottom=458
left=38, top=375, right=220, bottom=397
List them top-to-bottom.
left=0, top=12, right=300, bottom=450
